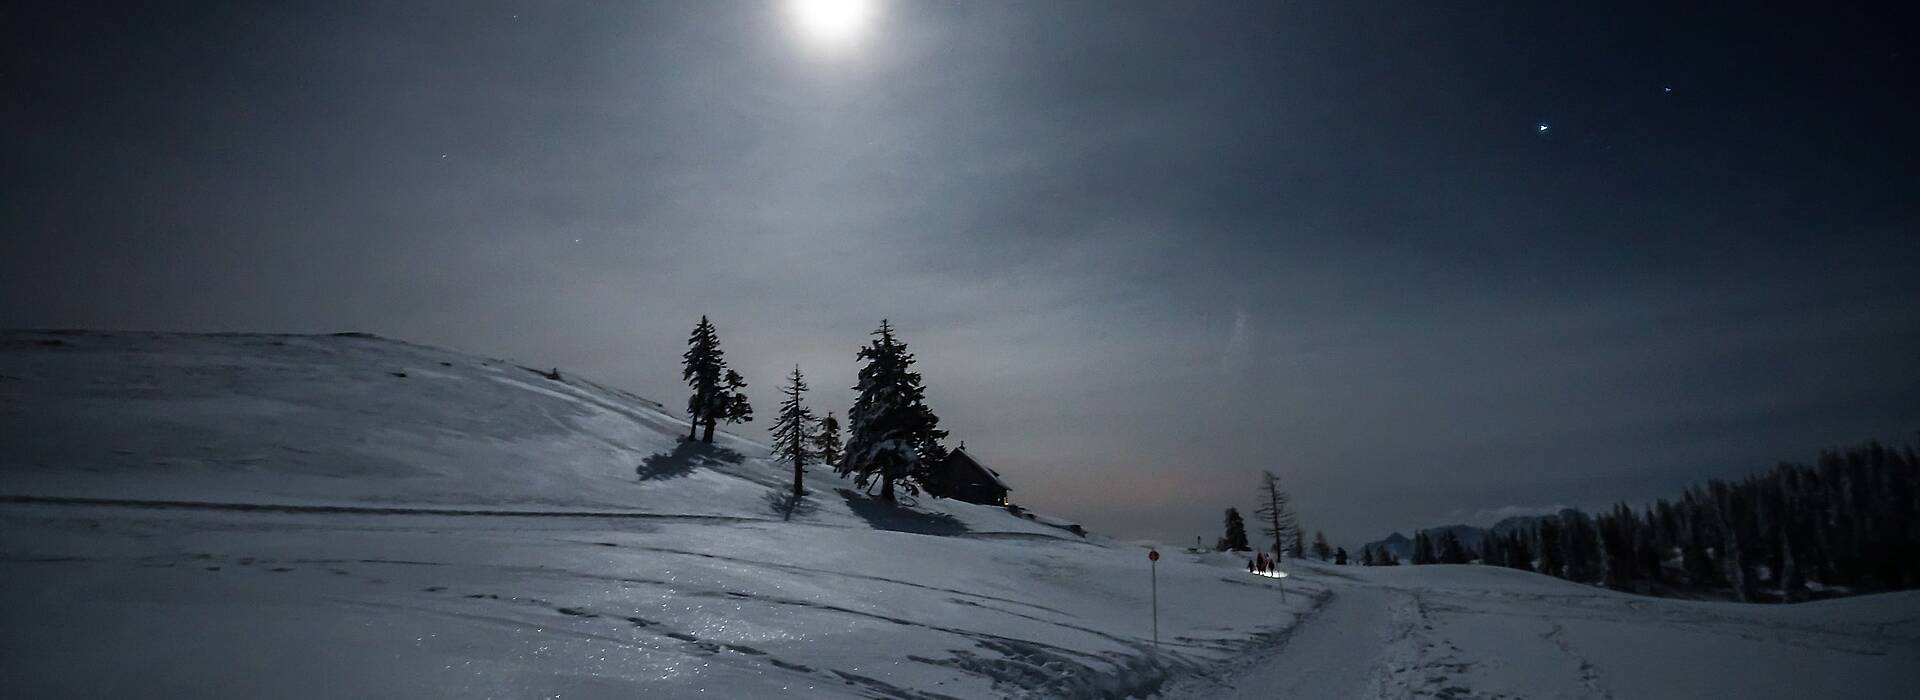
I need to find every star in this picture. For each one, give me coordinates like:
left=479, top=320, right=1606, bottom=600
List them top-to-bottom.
left=1536, top=123, right=1550, bottom=134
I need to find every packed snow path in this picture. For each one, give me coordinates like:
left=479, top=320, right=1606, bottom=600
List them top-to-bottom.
left=1175, top=562, right=1920, bottom=700
left=1180, top=585, right=1396, bottom=699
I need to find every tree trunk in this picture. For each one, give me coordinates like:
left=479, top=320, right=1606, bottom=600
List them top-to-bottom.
left=689, top=413, right=698, bottom=439
left=701, top=419, right=715, bottom=443
left=792, top=434, right=805, bottom=499
left=880, top=472, right=896, bottom=502
left=1720, top=512, right=1750, bottom=602
left=1780, top=528, right=1803, bottom=601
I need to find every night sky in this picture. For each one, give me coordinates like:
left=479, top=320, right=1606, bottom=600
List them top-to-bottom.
left=3, top=1, right=1916, bottom=546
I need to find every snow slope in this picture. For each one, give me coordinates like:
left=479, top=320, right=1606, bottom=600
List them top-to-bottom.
left=0, top=330, right=1047, bottom=534
left=0, top=331, right=1322, bottom=698
left=4, top=331, right=1916, bottom=698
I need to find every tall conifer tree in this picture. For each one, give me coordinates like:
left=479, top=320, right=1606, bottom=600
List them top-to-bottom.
left=681, top=316, right=724, bottom=441
left=840, top=320, right=948, bottom=502
left=769, top=365, right=816, bottom=499
left=714, top=368, right=752, bottom=442
left=812, top=412, right=842, bottom=468
left=1219, top=508, right=1252, bottom=551
left=1537, top=519, right=1565, bottom=578
left=1312, top=530, right=1333, bottom=561
left=1438, top=530, right=1470, bottom=564
left=1413, top=531, right=1437, bottom=565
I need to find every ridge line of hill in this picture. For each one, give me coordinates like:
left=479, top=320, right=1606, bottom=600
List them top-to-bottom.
left=0, top=494, right=767, bottom=521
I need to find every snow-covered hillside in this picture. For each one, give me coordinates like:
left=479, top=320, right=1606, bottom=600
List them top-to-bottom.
left=0, top=330, right=1318, bottom=697
left=0, top=330, right=1053, bottom=533
left=4, top=331, right=1916, bottom=698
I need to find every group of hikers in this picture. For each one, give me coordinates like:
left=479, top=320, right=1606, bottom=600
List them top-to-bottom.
left=1247, top=552, right=1279, bottom=575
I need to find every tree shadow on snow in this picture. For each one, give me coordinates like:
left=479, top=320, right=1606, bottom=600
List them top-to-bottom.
left=636, top=438, right=744, bottom=481
left=762, top=488, right=820, bottom=521
left=837, top=488, right=969, bottom=536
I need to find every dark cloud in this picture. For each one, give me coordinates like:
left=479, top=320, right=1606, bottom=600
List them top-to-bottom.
left=4, top=1, right=1916, bottom=546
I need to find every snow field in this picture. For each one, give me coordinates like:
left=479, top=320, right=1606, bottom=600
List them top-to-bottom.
left=0, top=331, right=1317, bottom=698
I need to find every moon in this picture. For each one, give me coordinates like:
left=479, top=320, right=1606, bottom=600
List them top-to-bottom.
left=788, top=0, right=876, bottom=49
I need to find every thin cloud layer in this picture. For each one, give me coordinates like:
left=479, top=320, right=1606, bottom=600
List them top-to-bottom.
left=3, top=2, right=1916, bottom=546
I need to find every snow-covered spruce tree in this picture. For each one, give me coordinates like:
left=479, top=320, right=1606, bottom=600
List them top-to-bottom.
left=682, top=316, right=725, bottom=441
left=839, top=320, right=948, bottom=503
left=769, top=365, right=817, bottom=500
left=714, top=368, right=753, bottom=442
left=811, top=411, right=842, bottom=468
left=1253, top=470, right=1298, bottom=560
left=1709, top=481, right=1752, bottom=601
left=1598, top=502, right=1641, bottom=590
left=1636, top=505, right=1666, bottom=590
left=1219, top=508, right=1252, bottom=551
left=1680, top=508, right=1717, bottom=587
left=1564, top=513, right=1602, bottom=584
left=1536, top=519, right=1565, bottom=577
left=1289, top=530, right=1306, bottom=559
left=1312, top=530, right=1333, bottom=561
left=1438, top=530, right=1470, bottom=564
left=1412, top=531, right=1435, bottom=565
left=1481, top=532, right=1505, bottom=566
left=1504, top=532, right=1533, bottom=571
left=1361, top=546, right=1377, bottom=566
left=1334, top=547, right=1348, bottom=565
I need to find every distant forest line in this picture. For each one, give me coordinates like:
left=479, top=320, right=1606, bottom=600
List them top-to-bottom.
left=1373, top=439, right=1920, bottom=602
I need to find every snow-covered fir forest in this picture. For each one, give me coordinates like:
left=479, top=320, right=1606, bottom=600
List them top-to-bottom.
left=1347, top=442, right=1920, bottom=603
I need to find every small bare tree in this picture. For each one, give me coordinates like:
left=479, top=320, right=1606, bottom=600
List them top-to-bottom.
left=1254, top=470, right=1299, bottom=560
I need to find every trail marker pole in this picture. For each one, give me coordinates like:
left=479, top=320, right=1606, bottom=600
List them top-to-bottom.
left=1148, top=548, right=1160, bottom=650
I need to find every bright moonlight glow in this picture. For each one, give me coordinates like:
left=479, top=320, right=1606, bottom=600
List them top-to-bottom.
left=789, top=0, right=875, bottom=47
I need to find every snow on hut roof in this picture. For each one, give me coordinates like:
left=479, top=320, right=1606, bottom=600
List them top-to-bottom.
left=949, top=446, right=1011, bottom=491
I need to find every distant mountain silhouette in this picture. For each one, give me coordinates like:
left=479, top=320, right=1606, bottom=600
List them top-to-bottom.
left=1363, top=509, right=1589, bottom=562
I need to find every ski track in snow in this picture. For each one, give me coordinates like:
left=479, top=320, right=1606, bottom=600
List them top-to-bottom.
left=1168, top=563, right=1920, bottom=700
left=1166, top=585, right=1394, bottom=699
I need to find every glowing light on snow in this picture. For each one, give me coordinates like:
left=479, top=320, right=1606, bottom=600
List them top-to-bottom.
left=788, top=0, right=876, bottom=49
left=1250, top=569, right=1289, bottom=579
